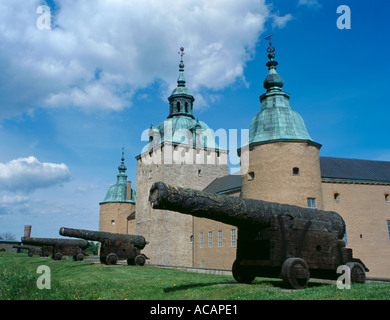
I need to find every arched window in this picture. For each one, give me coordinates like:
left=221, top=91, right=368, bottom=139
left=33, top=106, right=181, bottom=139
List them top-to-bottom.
left=334, top=193, right=340, bottom=202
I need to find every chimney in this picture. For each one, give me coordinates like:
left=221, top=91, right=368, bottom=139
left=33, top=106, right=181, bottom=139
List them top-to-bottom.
left=127, top=181, right=132, bottom=200
left=24, top=225, right=32, bottom=238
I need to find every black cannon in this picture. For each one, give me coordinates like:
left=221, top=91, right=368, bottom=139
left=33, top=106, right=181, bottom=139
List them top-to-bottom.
left=149, top=181, right=368, bottom=289
left=59, top=227, right=149, bottom=266
left=21, top=237, right=89, bottom=261
left=13, top=244, right=43, bottom=257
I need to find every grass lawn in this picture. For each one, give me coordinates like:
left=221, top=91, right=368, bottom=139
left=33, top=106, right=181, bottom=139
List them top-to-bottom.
left=1, top=252, right=389, bottom=300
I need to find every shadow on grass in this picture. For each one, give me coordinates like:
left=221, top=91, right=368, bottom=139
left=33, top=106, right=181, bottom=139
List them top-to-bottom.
left=163, top=277, right=330, bottom=293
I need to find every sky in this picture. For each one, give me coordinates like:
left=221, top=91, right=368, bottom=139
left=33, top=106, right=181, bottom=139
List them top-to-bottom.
left=0, top=0, right=389, bottom=240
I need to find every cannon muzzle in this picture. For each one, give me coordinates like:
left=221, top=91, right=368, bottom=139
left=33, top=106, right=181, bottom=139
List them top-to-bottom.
left=149, top=181, right=346, bottom=239
left=59, top=227, right=147, bottom=250
left=21, top=237, right=89, bottom=248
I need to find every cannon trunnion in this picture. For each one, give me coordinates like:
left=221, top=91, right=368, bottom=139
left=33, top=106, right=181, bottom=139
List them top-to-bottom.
left=149, top=181, right=369, bottom=289
left=59, top=227, right=149, bottom=266
left=21, top=237, right=89, bottom=261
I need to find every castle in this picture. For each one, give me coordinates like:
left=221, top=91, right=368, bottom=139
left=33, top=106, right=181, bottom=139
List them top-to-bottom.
left=99, top=44, right=390, bottom=278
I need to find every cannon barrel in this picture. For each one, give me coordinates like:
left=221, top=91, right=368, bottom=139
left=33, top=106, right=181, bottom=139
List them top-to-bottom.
left=149, top=181, right=346, bottom=239
left=59, top=227, right=147, bottom=250
left=21, top=237, right=89, bottom=248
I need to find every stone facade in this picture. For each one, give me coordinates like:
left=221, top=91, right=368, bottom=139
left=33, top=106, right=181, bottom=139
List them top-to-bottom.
left=240, top=140, right=323, bottom=209
left=135, top=143, right=228, bottom=267
left=322, top=181, right=390, bottom=278
left=99, top=201, right=136, bottom=235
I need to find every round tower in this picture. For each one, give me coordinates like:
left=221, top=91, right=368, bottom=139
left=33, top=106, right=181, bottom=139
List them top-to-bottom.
left=240, top=36, right=323, bottom=210
left=99, top=149, right=136, bottom=234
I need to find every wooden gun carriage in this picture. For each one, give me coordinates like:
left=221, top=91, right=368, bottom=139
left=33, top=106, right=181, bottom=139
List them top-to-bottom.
left=149, top=181, right=368, bottom=289
left=59, top=227, right=149, bottom=266
left=21, top=237, right=89, bottom=261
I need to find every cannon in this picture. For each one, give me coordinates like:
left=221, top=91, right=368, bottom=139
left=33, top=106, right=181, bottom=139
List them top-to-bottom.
left=149, top=181, right=369, bottom=289
left=59, top=227, right=149, bottom=266
left=21, top=237, right=89, bottom=261
left=13, top=244, right=43, bottom=257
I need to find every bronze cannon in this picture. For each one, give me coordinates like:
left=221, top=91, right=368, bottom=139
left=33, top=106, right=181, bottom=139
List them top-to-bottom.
left=149, top=181, right=368, bottom=289
left=59, top=227, right=148, bottom=266
left=21, top=237, right=89, bottom=261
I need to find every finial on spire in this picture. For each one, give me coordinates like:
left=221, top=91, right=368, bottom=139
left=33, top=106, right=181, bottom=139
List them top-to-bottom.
left=265, top=32, right=275, bottom=60
left=177, top=47, right=186, bottom=87
left=178, top=47, right=185, bottom=61
left=121, top=146, right=125, bottom=163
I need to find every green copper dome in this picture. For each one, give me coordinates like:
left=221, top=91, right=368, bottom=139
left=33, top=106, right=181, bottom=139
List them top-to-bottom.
left=248, top=41, right=313, bottom=145
left=143, top=48, right=222, bottom=152
left=102, top=151, right=135, bottom=203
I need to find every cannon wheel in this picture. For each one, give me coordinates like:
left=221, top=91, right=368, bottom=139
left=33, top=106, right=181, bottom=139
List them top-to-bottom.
left=53, top=252, right=63, bottom=261
left=74, top=253, right=84, bottom=261
left=105, top=253, right=118, bottom=265
left=135, top=255, right=146, bottom=266
left=281, top=257, right=310, bottom=289
left=232, top=260, right=255, bottom=284
left=346, top=262, right=366, bottom=284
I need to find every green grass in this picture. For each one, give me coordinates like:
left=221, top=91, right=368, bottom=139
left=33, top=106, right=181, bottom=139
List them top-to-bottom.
left=0, top=252, right=389, bottom=300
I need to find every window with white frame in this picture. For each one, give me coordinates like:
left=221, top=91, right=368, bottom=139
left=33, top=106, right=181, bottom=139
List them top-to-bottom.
left=307, top=197, right=317, bottom=209
left=387, top=220, right=390, bottom=241
left=231, top=229, right=237, bottom=247
left=218, top=230, right=223, bottom=248
left=208, top=231, right=213, bottom=248
left=200, top=232, right=204, bottom=248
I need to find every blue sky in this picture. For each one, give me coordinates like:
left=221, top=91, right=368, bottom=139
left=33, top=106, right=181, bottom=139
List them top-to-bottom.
left=0, top=0, right=389, bottom=239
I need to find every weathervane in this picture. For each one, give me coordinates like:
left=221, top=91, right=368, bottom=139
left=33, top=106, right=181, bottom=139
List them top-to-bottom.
left=265, top=33, right=275, bottom=54
left=178, top=47, right=185, bottom=61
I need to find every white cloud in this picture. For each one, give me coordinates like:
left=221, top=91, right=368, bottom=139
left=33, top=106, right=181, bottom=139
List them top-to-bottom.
left=0, top=0, right=291, bottom=118
left=298, top=0, right=322, bottom=9
left=272, top=14, right=294, bottom=28
left=0, top=156, right=71, bottom=193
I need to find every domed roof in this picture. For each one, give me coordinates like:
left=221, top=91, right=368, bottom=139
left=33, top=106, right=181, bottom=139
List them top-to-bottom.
left=248, top=41, right=315, bottom=145
left=142, top=48, right=222, bottom=153
left=155, top=116, right=217, bottom=148
left=101, top=151, right=135, bottom=203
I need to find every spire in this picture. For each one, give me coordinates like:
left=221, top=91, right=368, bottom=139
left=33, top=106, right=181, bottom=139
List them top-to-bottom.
left=247, top=34, right=314, bottom=145
left=263, top=34, right=284, bottom=91
left=167, top=47, right=195, bottom=119
left=177, top=47, right=186, bottom=87
left=117, top=147, right=127, bottom=180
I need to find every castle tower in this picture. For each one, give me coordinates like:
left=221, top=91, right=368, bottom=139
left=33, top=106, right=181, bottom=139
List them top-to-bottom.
left=240, top=36, right=323, bottom=209
left=135, top=48, right=229, bottom=267
left=99, top=150, right=136, bottom=234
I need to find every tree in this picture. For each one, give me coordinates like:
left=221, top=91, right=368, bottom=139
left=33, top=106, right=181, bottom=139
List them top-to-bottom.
left=0, top=232, right=17, bottom=241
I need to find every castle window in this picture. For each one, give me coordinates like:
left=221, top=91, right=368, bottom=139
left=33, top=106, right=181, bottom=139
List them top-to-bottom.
left=176, top=101, right=180, bottom=112
left=185, top=102, right=188, bottom=113
left=293, top=167, right=300, bottom=175
left=198, top=169, right=201, bottom=176
left=148, top=170, right=152, bottom=179
left=248, top=171, right=255, bottom=181
left=334, top=193, right=340, bottom=202
left=385, top=194, right=390, bottom=202
left=307, top=198, right=316, bottom=209
left=111, top=220, right=115, bottom=226
left=387, top=221, right=390, bottom=241
left=231, top=229, right=237, bottom=247
left=218, top=230, right=223, bottom=248
left=208, top=231, right=213, bottom=248
left=200, top=232, right=204, bottom=248
left=189, top=235, right=194, bottom=243
left=200, top=260, right=205, bottom=268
